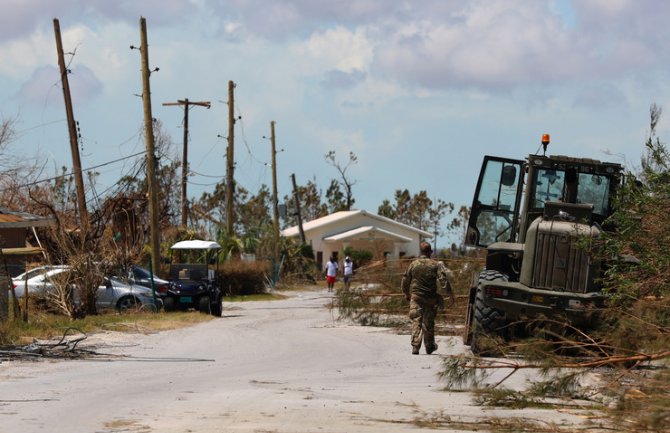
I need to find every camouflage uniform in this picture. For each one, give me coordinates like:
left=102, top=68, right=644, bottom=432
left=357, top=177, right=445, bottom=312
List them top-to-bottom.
left=401, top=257, right=450, bottom=354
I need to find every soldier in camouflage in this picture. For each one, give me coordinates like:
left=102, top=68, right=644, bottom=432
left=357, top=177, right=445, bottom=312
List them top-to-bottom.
left=401, top=242, right=453, bottom=355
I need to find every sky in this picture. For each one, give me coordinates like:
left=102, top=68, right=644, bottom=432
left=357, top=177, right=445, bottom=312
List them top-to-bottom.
left=0, top=0, right=669, bottom=246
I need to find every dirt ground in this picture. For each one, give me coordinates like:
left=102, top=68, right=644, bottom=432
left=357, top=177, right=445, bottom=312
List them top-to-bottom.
left=0, top=288, right=599, bottom=433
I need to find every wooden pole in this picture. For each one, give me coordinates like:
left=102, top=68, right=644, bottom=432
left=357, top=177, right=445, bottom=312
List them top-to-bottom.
left=139, top=16, right=161, bottom=277
left=53, top=18, right=88, bottom=230
left=226, top=80, right=235, bottom=237
left=181, top=98, right=189, bottom=227
left=162, top=99, right=210, bottom=227
left=270, top=121, right=280, bottom=261
left=291, top=173, right=306, bottom=244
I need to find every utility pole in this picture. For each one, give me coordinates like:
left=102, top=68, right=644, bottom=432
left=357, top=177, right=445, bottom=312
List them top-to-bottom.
left=139, top=17, right=161, bottom=277
left=53, top=18, right=88, bottom=230
left=225, top=80, right=235, bottom=238
left=162, top=98, right=211, bottom=227
left=270, top=121, right=280, bottom=261
left=291, top=173, right=306, bottom=244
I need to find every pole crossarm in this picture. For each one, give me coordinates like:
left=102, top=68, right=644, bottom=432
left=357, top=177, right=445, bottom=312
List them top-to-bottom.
left=162, top=100, right=211, bottom=108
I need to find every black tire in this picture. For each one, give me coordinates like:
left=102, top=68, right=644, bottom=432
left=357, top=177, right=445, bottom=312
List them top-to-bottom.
left=470, top=270, right=508, bottom=356
left=116, top=296, right=139, bottom=313
left=164, top=296, right=176, bottom=312
left=198, top=296, right=211, bottom=314
left=210, top=296, right=223, bottom=317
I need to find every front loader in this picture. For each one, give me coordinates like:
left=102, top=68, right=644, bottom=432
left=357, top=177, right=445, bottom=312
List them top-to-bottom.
left=462, top=135, right=624, bottom=354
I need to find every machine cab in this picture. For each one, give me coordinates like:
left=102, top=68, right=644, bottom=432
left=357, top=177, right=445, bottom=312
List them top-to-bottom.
left=466, top=153, right=623, bottom=248
left=465, top=156, right=524, bottom=248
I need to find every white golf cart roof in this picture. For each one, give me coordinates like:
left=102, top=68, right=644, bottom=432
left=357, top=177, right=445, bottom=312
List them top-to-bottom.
left=170, top=240, right=222, bottom=250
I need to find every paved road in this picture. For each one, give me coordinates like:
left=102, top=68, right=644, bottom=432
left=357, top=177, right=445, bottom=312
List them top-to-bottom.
left=0, top=289, right=586, bottom=432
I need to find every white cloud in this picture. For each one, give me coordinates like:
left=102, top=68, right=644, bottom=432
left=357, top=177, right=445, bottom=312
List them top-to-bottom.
left=372, top=2, right=577, bottom=91
left=297, top=27, right=374, bottom=73
left=0, top=29, right=53, bottom=79
left=16, top=64, right=103, bottom=107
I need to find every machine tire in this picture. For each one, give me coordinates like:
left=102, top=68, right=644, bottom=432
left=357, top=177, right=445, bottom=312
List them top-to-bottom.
left=470, top=270, right=508, bottom=356
left=164, top=296, right=176, bottom=312
left=198, top=296, right=211, bottom=314
left=210, top=296, right=223, bottom=317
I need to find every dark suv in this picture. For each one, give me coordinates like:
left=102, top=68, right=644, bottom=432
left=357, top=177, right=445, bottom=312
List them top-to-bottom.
left=128, top=266, right=172, bottom=298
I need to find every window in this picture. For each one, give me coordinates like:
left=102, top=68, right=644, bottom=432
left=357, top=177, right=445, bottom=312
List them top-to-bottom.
left=532, top=169, right=565, bottom=208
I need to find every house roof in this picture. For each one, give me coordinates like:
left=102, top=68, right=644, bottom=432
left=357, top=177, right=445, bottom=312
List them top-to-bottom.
left=0, top=208, right=54, bottom=229
left=281, top=209, right=433, bottom=238
left=323, top=226, right=413, bottom=243
left=171, top=240, right=221, bottom=250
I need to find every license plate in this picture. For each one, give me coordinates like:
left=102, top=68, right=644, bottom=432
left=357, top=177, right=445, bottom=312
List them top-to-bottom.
left=530, top=295, right=545, bottom=304
left=179, top=296, right=192, bottom=303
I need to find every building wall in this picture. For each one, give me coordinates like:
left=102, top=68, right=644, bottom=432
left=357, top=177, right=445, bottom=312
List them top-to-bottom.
left=303, top=214, right=425, bottom=269
left=0, top=228, right=28, bottom=276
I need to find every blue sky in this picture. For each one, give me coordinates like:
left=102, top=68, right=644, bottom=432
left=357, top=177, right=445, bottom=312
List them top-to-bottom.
left=0, top=0, right=668, bottom=246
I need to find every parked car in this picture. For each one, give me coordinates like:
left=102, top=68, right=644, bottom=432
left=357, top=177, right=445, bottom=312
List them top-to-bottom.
left=11, top=265, right=69, bottom=298
left=127, top=265, right=172, bottom=298
left=11, top=266, right=162, bottom=312
left=94, top=276, right=163, bottom=312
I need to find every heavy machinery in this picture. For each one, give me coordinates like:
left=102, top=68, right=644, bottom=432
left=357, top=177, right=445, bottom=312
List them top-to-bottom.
left=462, top=134, right=624, bottom=354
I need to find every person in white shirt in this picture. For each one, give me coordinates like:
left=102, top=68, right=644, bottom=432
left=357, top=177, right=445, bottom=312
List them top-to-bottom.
left=324, top=256, right=339, bottom=292
left=343, top=256, right=354, bottom=290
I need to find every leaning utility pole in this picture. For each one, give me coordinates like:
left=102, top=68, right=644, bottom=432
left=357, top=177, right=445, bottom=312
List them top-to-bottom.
left=139, top=17, right=161, bottom=277
left=53, top=18, right=88, bottom=230
left=225, top=80, right=235, bottom=237
left=162, top=98, right=211, bottom=227
left=270, top=121, right=280, bottom=261
left=291, top=173, right=306, bottom=244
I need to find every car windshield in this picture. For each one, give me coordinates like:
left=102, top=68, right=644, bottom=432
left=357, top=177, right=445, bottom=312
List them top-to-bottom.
left=531, top=168, right=612, bottom=216
left=14, top=267, right=49, bottom=281
left=132, top=267, right=151, bottom=279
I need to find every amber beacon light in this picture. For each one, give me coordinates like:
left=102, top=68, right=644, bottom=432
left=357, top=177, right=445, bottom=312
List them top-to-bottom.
left=540, top=133, right=551, bottom=155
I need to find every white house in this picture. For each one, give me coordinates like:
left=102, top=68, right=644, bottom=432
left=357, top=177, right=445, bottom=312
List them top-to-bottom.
left=281, top=210, right=433, bottom=268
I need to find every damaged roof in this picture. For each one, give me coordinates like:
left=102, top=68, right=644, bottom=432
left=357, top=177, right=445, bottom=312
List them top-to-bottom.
left=0, top=207, right=55, bottom=228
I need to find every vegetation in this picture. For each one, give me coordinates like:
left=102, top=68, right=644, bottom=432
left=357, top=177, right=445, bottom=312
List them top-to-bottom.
left=335, top=254, right=483, bottom=330
left=219, top=260, right=271, bottom=296
left=0, top=309, right=213, bottom=346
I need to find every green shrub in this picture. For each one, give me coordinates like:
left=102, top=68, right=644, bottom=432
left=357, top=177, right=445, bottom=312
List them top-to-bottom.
left=343, top=246, right=373, bottom=267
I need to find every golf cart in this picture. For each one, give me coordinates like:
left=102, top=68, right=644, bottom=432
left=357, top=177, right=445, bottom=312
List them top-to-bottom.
left=164, top=240, right=223, bottom=316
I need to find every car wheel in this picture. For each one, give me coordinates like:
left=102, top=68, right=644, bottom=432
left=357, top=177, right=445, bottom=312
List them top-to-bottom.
left=116, top=296, right=139, bottom=313
left=164, top=296, right=176, bottom=312
left=198, top=296, right=211, bottom=314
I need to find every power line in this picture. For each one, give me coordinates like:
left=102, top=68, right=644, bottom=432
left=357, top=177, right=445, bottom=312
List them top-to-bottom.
left=4, top=151, right=145, bottom=191
left=189, top=169, right=224, bottom=179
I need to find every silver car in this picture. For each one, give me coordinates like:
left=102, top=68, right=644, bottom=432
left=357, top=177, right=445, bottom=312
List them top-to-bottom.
left=12, top=266, right=162, bottom=312
left=12, top=266, right=69, bottom=298
left=95, top=276, right=163, bottom=312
